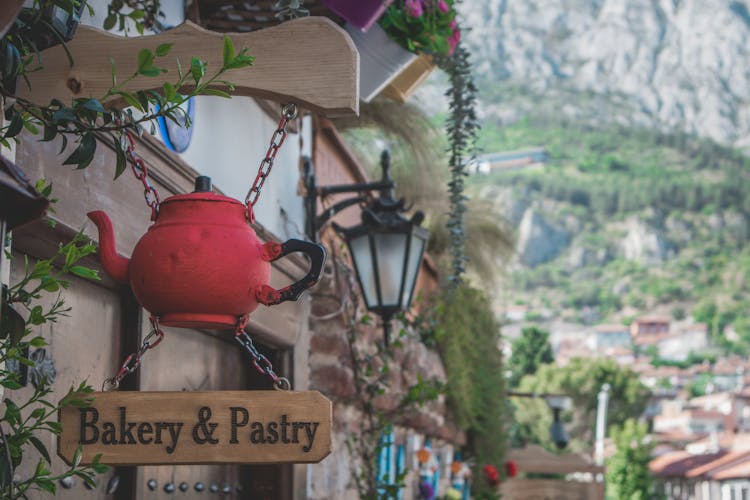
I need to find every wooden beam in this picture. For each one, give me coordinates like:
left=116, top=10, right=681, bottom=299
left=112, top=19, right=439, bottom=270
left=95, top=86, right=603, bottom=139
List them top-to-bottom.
left=0, top=0, right=23, bottom=39
left=17, top=17, right=359, bottom=116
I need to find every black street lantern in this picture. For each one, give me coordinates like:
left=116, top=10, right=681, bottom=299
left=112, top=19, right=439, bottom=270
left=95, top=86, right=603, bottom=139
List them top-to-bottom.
left=305, top=150, right=429, bottom=345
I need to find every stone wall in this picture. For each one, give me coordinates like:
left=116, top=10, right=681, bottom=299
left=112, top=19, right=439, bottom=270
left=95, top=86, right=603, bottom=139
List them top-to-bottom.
left=304, top=248, right=463, bottom=499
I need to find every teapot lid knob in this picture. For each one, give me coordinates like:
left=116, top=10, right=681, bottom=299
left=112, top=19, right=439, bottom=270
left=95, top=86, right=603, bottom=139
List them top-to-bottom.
left=194, top=176, right=212, bottom=193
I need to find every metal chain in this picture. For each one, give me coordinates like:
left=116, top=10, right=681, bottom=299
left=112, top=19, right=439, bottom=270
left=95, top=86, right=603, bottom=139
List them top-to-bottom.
left=244, top=103, right=298, bottom=209
left=123, top=129, right=161, bottom=220
left=234, top=315, right=291, bottom=390
left=103, top=316, right=165, bottom=391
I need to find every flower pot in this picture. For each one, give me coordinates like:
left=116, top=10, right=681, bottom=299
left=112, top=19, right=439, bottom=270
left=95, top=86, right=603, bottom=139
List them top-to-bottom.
left=323, top=0, right=394, bottom=31
left=345, top=23, right=418, bottom=103
left=382, top=54, right=436, bottom=103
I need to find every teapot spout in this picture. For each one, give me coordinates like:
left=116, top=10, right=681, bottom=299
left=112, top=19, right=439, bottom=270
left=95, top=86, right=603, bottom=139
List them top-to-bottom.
left=87, top=211, right=130, bottom=284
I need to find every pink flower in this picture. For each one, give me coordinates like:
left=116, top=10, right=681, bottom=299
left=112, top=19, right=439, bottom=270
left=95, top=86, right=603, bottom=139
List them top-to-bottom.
left=405, top=0, right=423, bottom=17
left=437, top=0, right=450, bottom=13
left=449, top=19, right=457, bottom=29
left=448, top=27, right=461, bottom=54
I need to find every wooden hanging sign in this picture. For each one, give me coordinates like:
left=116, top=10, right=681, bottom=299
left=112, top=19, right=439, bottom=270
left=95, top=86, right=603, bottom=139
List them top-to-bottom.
left=18, top=18, right=359, bottom=116
left=58, top=391, right=332, bottom=466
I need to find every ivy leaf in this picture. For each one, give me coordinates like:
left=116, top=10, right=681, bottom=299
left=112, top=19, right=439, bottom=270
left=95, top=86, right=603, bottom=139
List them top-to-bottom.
left=103, top=13, right=117, bottom=30
left=222, top=36, right=235, bottom=67
left=155, top=43, right=173, bottom=57
left=137, top=48, right=155, bottom=72
left=224, top=49, right=255, bottom=70
left=190, top=57, right=206, bottom=84
left=140, top=66, right=166, bottom=77
left=162, top=82, right=176, bottom=101
left=201, top=88, right=231, bottom=99
left=117, top=91, right=144, bottom=111
left=81, top=99, right=105, bottom=114
left=51, top=108, right=77, bottom=123
left=3, top=112, right=23, bottom=139
left=23, top=120, right=39, bottom=135
left=41, top=124, right=57, bottom=142
left=62, top=133, right=96, bottom=169
left=114, top=139, right=127, bottom=179
left=69, top=266, right=99, bottom=280
left=40, top=277, right=59, bottom=292
left=28, top=305, right=45, bottom=325
left=29, top=336, right=47, bottom=348
left=0, top=379, right=21, bottom=390
left=29, top=436, right=52, bottom=464
left=36, top=478, right=56, bottom=494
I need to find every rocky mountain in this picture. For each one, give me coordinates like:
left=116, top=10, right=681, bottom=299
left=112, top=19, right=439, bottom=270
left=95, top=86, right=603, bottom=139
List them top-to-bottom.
left=460, top=0, right=750, bottom=149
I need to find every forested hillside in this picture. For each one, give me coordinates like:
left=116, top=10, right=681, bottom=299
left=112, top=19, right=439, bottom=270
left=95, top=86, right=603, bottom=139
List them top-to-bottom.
left=472, top=116, right=750, bottom=351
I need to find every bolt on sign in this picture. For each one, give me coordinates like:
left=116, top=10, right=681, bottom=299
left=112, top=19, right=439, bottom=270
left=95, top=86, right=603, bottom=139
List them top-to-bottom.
left=58, top=391, right=332, bottom=465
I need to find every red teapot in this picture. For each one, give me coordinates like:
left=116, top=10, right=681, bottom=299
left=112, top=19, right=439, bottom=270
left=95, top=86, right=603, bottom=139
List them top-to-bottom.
left=88, top=176, right=325, bottom=329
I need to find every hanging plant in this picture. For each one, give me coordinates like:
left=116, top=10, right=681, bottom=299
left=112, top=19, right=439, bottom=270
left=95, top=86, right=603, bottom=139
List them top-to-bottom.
left=379, top=0, right=460, bottom=56
left=436, top=40, right=479, bottom=285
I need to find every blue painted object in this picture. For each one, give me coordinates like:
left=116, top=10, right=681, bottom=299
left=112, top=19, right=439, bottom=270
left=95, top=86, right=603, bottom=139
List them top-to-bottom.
left=157, top=97, right=195, bottom=153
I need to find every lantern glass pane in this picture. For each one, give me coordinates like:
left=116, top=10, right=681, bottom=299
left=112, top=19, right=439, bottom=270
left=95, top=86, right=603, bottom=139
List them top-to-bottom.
left=374, top=233, right=408, bottom=307
left=401, top=233, right=425, bottom=309
left=350, top=234, right=378, bottom=308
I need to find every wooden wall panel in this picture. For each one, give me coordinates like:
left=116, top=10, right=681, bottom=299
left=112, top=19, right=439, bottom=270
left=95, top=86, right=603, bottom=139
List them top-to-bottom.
left=8, top=254, right=122, bottom=499
left=135, top=317, right=248, bottom=499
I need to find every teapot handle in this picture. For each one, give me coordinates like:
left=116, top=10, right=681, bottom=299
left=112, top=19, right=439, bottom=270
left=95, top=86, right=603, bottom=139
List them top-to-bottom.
left=256, top=239, right=326, bottom=306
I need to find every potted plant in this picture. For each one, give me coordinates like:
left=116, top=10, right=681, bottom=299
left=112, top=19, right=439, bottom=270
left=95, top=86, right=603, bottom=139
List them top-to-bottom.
left=323, top=0, right=394, bottom=31
left=347, top=0, right=460, bottom=102
left=379, top=0, right=459, bottom=57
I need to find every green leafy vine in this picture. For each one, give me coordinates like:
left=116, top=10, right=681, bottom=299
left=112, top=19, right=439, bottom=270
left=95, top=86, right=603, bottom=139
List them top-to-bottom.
left=437, top=42, right=480, bottom=285
left=1, top=231, right=108, bottom=498
left=336, top=259, right=443, bottom=499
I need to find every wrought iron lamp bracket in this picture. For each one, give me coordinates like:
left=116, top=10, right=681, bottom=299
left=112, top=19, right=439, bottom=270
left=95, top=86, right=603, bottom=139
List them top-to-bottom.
left=303, top=151, right=400, bottom=241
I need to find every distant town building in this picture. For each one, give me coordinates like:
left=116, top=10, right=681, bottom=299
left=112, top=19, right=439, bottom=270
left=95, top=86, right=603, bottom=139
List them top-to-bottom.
left=472, top=148, right=548, bottom=174
left=631, top=316, right=671, bottom=338
left=592, top=323, right=632, bottom=350
left=658, top=324, right=709, bottom=361
left=651, top=447, right=750, bottom=499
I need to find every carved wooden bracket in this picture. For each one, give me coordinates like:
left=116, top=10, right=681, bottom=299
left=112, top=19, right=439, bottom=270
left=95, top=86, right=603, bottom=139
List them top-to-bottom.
left=17, top=17, right=359, bottom=116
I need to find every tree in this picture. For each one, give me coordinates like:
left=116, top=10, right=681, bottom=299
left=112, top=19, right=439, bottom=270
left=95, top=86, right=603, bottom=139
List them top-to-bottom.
left=507, top=326, right=553, bottom=388
left=512, top=357, right=650, bottom=454
left=606, top=419, right=659, bottom=500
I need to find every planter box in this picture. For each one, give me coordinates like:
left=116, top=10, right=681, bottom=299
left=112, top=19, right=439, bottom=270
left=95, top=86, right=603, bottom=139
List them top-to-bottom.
left=323, top=0, right=393, bottom=32
left=345, top=23, right=417, bottom=103
left=381, top=54, right=436, bottom=103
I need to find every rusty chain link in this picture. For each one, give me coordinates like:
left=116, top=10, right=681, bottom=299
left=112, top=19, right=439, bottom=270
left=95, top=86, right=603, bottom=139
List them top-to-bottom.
left=244, top=103, right=298, bottom=210
left=120, top=104, right=296, bottom=221
left=123, top=128, right=161, bottom=220
left=234, top=314, right=291, bottom=390
left=103, top=316, right=164, bottom=391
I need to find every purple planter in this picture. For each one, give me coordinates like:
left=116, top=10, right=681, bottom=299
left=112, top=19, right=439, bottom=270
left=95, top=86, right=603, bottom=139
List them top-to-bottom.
left=323, top=0, right=394, bottom=31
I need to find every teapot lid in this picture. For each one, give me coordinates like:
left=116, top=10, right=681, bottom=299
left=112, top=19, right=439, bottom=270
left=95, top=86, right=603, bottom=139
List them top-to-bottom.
left=159, top=176, right=245, bottom=207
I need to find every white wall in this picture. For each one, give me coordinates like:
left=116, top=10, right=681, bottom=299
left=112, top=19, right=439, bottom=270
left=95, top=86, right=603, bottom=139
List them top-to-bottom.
left=179, top=96, right=306, bottom=240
